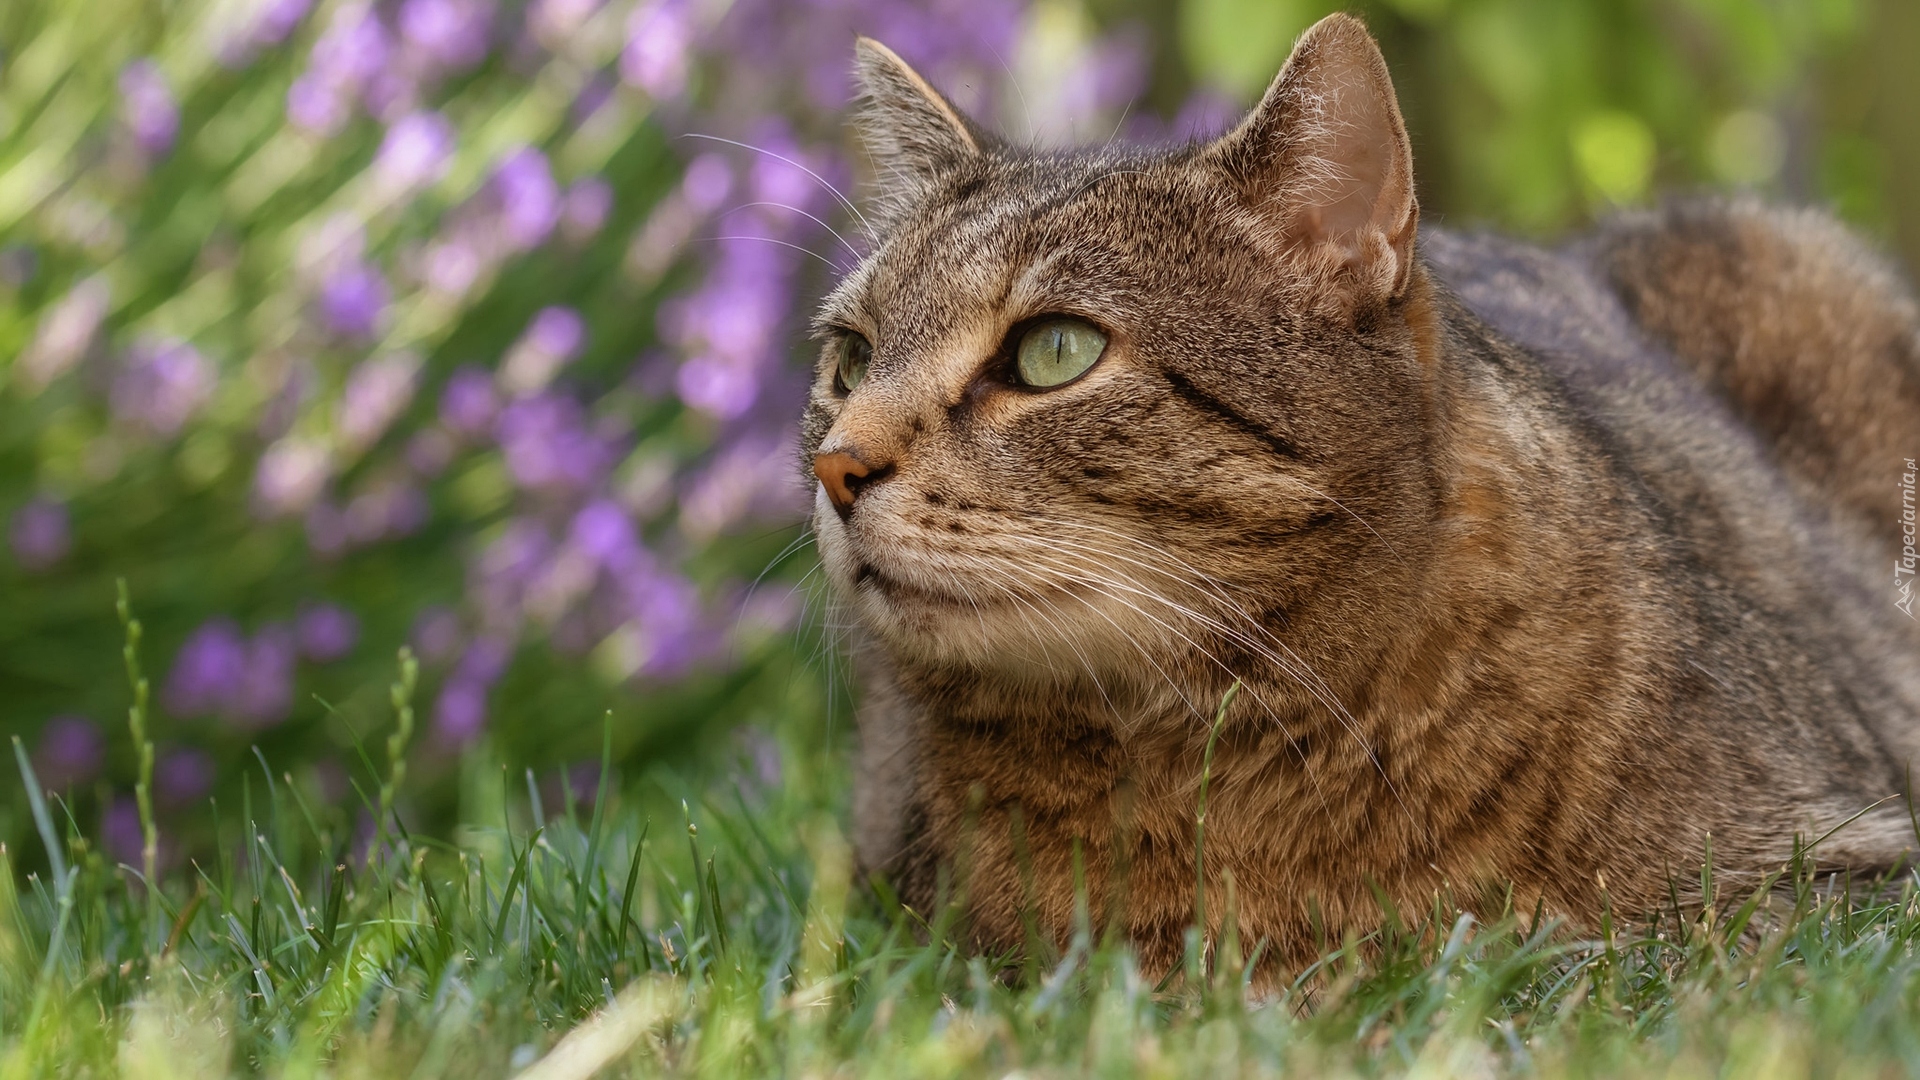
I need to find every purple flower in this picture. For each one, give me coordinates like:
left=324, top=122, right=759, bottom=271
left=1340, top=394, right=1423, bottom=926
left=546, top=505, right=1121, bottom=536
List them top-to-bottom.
left=251, top=0, right=313, bottom=47
left=399, top=0, right=492, bottom=69
left=529, top=0, right=601, bottom=44
left=621, top=0, right=690, bottom=99
left=309, top=4, right=391, bottom=95
left=119, top=60, right=179, bottom=156
left=288, top=74, right=350, bottom=133
left=374, top=111, right=456, bottom=191
left=491, top=148, right=561, bottom=249
left=681, top=153, right=734, bottom=214
left=561, top=177, right=614, bottom=241
left=318, top=262, right=389, bottom=339
left=19, top=275, right=109, bottom=391
left=501, top=306, right=586, bottom=395
left=111, top=340, right=214, bottom=437
left=338, top=351, right=421, bottom=449
left=675, top=356, right=758, bottom=420
left=439, top=366, right=498, bottom=436
left=497, top=393, right=616, bottom=492
left=407, top=428, right=457, bottom=476
left=255, top=438, right=332, bottom=516
left=10, top=498, right=71, bottom=571
left=570, top=499, right=639, bottom=570
left=297, top=603, right=360, bottom=662
left=411, top=606, right=464, bottom=664
left=164, top=618, right=249, bottom=718
left=233, top=624, right=297, bottom=727
left=434, top=677, right=488, bottom=742
left=34, top=716, right=104, bottom=791
left=156, top=748, right=216, bottom=809
left=103, top=798, right=144, bottom=864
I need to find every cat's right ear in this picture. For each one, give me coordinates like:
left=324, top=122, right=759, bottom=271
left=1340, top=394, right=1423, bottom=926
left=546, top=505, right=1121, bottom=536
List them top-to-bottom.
left=1203, top=14, right=1419, bottom=318
left=852, top=38, right=990, bottom=206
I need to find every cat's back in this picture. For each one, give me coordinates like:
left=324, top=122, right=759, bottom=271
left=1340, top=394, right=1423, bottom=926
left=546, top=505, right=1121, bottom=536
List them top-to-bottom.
left=1423, top=207, right=1920, bottom=771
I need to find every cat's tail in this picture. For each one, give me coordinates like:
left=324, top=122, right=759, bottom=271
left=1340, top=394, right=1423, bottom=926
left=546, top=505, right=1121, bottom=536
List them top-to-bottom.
left=1597, top=197, right=1920, bottom=553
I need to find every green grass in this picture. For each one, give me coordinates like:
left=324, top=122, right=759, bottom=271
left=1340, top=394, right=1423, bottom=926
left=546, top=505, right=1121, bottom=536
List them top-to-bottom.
left=8, top=649, right=1920, bottom=1078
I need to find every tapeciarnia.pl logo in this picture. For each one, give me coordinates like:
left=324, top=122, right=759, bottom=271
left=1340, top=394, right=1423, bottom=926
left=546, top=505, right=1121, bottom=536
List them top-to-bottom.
left=1899, top=458, right=1916, bottom=619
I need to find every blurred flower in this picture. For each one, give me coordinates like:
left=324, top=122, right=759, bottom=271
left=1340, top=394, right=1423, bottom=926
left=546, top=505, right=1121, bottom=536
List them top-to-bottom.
left=250, top=0, right=313, bottom=48
left=399, top=0, right=492, bottom=70
left=529, top=0, right=601, bottom=46
left=621, top=0, right=690, bottom=99
left=119, top=60, right=179, bottom=156
left=287, top=75, right=350, bottom=133
left=374, top=111, right=456, bottom=193
left=491, top=148, right=561, bottom=249
left=561, top=177, right=614, bottom=242
left=318, top=261, right=389, bottom=339
left=19, top=276, right=110, bottom=391
left=501, top=306, right=586, bottom=395
left=112, top=340, right=214, bottom=437
left=338, top=351, right=422, bottom=450
left=675, top=356, right=759, bottom=420
left=439, top=366, right=499, bottom=436
left=497, top=394, right=617, bottom=493
left=406, top=428, right=457, bottom=475
left=678, top=431, right=805, bottom=538
left=255, top=437, right=332, bottom=516
left=344, top=477, right=430, bottom=541
left=10, top=497, right=71, bottom=571
left=571, top=499, right=639, bottom=571
left=297, top=603, right=360, bottom=662
left=411, top=605, right=464, bottom=664
left=164, top=618, right=249, bottom=718
left=163, top=619, right=298, bottom=727
left=234, top=623, right=297, bottom=727
left=433, top=635, right=511, bottom=742
left=33, top=716, right=104, bottom=791
left=155, top=748, right=216, bottom=808
left=102, top=798, right=143, bottom=864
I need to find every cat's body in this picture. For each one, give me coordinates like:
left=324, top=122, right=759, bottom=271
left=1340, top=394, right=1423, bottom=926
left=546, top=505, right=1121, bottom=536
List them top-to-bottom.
left=806, top=18, right=1920, bottom=974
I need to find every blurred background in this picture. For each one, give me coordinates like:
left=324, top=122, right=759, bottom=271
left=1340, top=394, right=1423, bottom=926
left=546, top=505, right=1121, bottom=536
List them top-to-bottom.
left=2, top=0, right=1915, bottom=858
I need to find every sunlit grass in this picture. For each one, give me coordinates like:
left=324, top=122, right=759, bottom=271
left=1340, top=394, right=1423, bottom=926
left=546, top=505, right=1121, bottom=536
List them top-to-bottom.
left=7, top=645, right=1920, bottom=1078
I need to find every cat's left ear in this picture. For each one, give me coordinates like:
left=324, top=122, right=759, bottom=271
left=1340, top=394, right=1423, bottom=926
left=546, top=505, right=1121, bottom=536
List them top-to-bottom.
left=1205, top=14, right=1418, bottom=315
left=852, top=38, right=993, bottom=207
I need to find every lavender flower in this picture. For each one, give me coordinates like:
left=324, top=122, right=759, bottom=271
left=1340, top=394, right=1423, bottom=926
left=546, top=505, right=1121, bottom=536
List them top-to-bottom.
left=251, top=0, right=313, bottom=48
left=398, top=0, right=492, bottom=70
left=621, top=0, right=690, bottom=99
left=119, top=60, right=180, bottom=156
left=287, top=74, right=350, bottom=133
left=374, top=111, right=456, bottom=192
left=491, top=148, right=561, bottom=249
left=561, top=177, right=614, bottom=242
left=318, top=261, right=389, bottom=339
left=19, top=276, right=110, bottom=391
left=500, top=306, right=586, bottom=395
left=111, top=339, right=214, bottom=437
left=338, top=351, right=421, bottom=450
left=439, top=366, right=499, bottom=436
left=496, top=393, right=616, bottom=493
left=255, top=437, right=332, bottom=516
left=10, top=497, right=71, bottom=571
left=296, top=603, right=360, bottom=662
left=411, top=605, right=464, bottom=664
left=164, top=618, right=249, bottom=718
left=233, top=623, right=297, bottom=727
left=433, top=636, right=512, bottom=742
left=34, top=716, right=104, bottom=791
left=155, top=748, right=216, bottom=808
left=102, top=798, right=144, bottom=864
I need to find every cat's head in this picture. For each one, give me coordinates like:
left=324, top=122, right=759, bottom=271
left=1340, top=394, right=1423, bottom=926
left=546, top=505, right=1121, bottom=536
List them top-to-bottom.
left=803, top=15, right=1439, bottom=687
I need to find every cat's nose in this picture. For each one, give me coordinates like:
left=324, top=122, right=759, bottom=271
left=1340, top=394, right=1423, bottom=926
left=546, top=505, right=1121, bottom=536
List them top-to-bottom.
left=813, top=449, right=890, bottom=516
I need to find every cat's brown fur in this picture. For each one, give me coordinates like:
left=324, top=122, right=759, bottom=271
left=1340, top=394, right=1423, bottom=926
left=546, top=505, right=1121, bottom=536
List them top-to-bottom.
left=802, top=17, right=1920, bottom=975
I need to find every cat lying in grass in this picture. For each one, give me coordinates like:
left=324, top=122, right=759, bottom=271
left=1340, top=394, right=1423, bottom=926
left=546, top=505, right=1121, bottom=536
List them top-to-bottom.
left=801, top=13, right=1920, bottom=974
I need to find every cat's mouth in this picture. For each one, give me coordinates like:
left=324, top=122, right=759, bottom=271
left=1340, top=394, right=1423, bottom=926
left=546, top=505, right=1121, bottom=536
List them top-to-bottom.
left=852, top=561, right=1000, bottom=609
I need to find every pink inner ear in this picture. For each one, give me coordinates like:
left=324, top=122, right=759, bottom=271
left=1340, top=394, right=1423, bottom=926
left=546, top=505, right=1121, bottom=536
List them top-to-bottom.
left=1287, top=61, right=1404, bottom=253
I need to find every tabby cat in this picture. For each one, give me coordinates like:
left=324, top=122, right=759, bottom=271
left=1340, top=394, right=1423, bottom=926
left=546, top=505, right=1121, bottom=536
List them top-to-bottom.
left=799, top=13, right=1920, bottom=973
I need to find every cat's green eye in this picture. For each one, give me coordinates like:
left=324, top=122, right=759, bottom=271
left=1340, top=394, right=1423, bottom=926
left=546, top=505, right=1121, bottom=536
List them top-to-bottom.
left=1015, top=318, right=1107, bottom=388
left=834, top=333, right=872, bottom=393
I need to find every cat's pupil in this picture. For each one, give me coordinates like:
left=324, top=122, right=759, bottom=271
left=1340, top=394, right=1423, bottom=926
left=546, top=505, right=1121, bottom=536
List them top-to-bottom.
left=1016, top=317, right=1106, bottom=388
